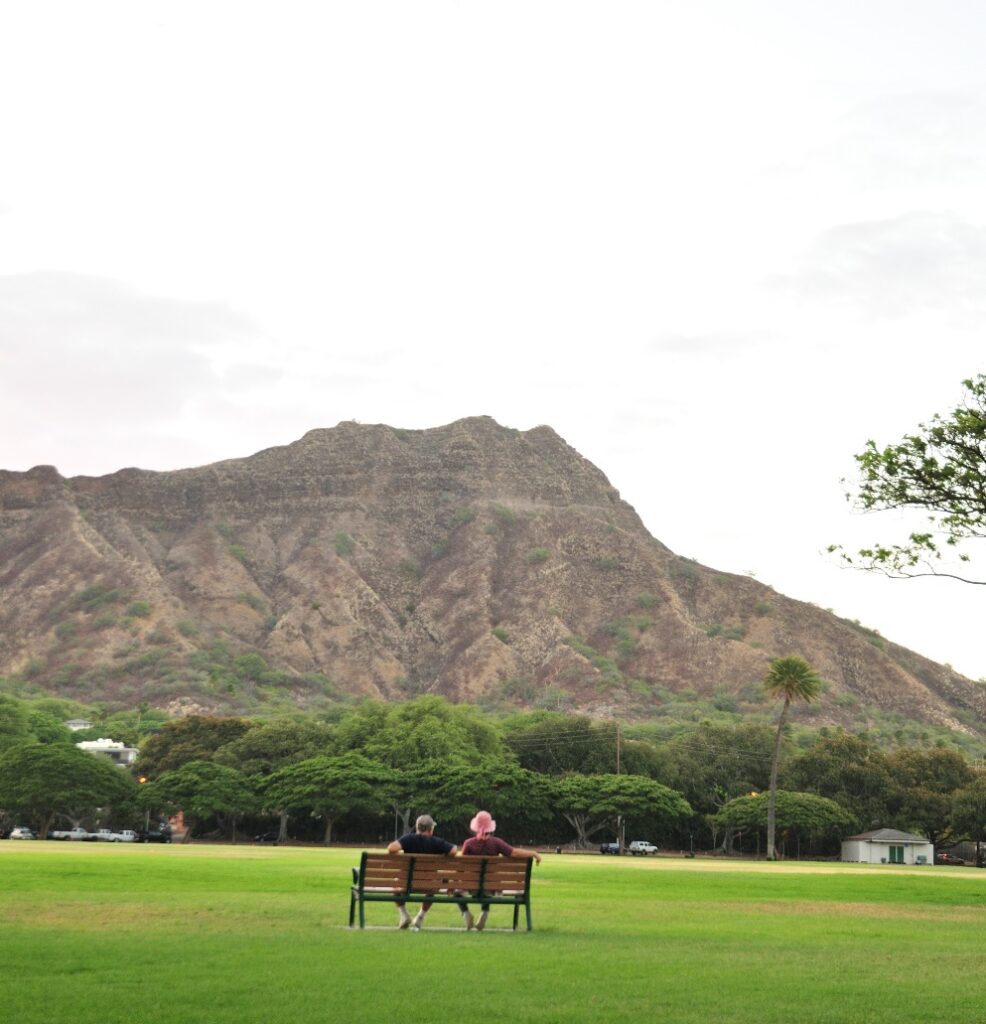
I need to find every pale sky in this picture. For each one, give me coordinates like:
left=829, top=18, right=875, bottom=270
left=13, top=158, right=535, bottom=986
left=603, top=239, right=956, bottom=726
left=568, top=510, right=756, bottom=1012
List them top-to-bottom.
left=2, top=2, right=985, bottom=679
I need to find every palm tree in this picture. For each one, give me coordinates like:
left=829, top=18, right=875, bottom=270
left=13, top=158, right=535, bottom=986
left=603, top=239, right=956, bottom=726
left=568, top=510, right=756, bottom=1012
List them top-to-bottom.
left=763, top=655, right=822, bottom=860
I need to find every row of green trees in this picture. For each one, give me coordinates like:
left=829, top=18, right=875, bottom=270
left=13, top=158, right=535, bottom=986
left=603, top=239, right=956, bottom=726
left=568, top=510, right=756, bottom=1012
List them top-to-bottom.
left=3, top=687, right=986, bottom=853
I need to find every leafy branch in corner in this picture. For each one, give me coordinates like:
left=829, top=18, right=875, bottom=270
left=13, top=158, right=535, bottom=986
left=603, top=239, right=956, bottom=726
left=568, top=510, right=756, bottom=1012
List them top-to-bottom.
left=829, top=374, right=986, bottom=585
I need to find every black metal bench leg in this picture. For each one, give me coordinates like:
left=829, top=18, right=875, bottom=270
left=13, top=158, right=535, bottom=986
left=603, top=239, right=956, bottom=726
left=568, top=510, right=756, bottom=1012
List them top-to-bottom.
left=349, top=893, right=356, bottom=928
left=525, top=899, right=532, bottom=931
left=513, top=903, right=519, bottom=930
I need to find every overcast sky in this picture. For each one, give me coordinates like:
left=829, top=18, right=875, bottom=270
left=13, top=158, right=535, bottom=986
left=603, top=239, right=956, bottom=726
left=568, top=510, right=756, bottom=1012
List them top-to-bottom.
left=2, top=2, right=985, bottom=679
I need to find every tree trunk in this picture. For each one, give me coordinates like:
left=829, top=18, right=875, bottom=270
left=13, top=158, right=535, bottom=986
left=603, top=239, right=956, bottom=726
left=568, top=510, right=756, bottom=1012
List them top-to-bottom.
left=767, top=698, right=790, bottom=861
left=277, top=810, right=289, bottom=843
left=322, top=816, right=334, bottom=846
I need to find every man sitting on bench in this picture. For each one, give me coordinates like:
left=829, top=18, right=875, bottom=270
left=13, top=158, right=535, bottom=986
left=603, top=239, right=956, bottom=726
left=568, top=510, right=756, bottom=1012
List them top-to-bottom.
left=387, top=814, right=458, bottom=930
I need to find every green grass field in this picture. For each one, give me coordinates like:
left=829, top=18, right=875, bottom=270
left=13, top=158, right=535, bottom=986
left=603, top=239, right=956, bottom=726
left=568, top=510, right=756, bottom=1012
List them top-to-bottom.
left=2, top=844, right=985, bottom=1024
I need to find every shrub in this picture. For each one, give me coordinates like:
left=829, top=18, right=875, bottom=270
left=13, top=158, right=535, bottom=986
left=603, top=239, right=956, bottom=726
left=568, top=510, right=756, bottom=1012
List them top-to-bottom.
left=492, top=504, right=515, bottom=524
left=453, top=507, right=476, bottom=524
left=334, top=532, right=355, bottom=556
left=227, top=544, right=249, bottom=564
left=527, top=547, right=551, bottom=564
left=591, top=556, right=621, bottom=571
left=398, top=558, right=421, bottom=579
left=73, top=585, right=127, bottom=612
left=636, top=592, right=660, bottom=608
left=236, top=593, right=265, bottom=613
left=753, top=600, right=773, bottom=616
left=127, top=601, right=152, bottom=618
left=54, top=620, right=78, bottom=642
left=176, top=620, right=199, bottom=638
left=704, top=623, right=746, bottom=641
left=491, top=627, right=510, bottom=644
left=234, top=653, right=269, bottom=682
left=500, top=677, right=536, bottom=701
left=712, top=688, right=739, bottom=712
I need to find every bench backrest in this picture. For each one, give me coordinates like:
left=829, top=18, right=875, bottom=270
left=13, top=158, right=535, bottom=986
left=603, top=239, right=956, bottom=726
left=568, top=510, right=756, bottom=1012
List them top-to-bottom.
left=357, top=852, right=531, bottom=897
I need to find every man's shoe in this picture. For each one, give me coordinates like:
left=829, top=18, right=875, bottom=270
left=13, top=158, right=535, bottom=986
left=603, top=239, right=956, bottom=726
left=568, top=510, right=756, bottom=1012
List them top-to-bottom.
left=463, top=910, right=475, bottom=931
left=476, top=911, right=488, bottom=931
left=411, top=912, right=425, bottom=930
left=398, top=917, right=410, bottom=930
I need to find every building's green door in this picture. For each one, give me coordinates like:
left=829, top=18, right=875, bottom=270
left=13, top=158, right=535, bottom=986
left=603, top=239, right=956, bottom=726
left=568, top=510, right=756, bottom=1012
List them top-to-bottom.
left=889, top=845, right=904, bottom=864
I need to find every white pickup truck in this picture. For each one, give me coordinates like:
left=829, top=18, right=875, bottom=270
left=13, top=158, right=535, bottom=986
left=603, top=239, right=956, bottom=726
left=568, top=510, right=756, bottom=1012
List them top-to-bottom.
left=50, top=827, right=91, bottom=841
left=91, top=828, right=138, bottom=843
left=628, top=840, right=658, bottom=855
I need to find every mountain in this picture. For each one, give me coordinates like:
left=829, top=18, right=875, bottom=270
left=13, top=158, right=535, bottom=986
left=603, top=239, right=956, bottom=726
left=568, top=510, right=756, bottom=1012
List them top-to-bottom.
left=1, top=416, right=983, bottom=736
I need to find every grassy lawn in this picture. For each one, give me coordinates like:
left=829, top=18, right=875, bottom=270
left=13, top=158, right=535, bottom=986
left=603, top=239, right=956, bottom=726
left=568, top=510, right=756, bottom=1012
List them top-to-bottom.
left=2, top=844, right=985, bottom=1024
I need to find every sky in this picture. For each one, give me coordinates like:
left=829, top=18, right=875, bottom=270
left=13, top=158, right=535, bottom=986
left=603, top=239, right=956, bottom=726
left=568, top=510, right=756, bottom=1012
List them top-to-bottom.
left=2, top=1, right=985, bottom=679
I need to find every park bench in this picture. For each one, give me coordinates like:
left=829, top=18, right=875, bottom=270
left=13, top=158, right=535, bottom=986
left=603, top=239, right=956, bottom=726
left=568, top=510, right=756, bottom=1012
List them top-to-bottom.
left=349, top=852, right=534, bottom=931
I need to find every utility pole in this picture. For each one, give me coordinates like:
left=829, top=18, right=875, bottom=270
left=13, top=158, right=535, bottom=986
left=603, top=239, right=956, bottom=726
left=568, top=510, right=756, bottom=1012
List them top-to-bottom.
left=615, top=722, right=624, bottom=852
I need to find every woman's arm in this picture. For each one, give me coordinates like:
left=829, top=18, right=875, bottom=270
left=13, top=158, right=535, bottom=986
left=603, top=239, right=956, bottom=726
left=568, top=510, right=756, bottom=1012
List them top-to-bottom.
left=510, top=846, right=542, bottom=865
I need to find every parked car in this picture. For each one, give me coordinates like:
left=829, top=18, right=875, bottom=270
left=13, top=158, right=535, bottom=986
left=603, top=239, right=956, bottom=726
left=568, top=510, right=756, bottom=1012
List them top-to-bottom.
left=10, top=826, right=36, bottom=840
left=50, top=827, right=91, bottom=841
left=137, top=828, right=172, bottom=844
left=253, top=831, right=280, bottom=844
left=628, top=840, right=658, bottom=856
left=599, top=842, right=622, bottom=855
left=934, top=851, right=965, bottom=866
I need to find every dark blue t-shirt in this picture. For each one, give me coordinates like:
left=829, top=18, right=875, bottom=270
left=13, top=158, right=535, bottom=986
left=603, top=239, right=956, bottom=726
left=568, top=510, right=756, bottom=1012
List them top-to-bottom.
left=398, top=832, right=455, bottom=854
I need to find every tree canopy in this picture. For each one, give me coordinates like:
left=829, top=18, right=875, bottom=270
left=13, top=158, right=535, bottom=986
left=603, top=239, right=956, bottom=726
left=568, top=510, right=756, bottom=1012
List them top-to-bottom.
left=833, top=374, right=986, bottom=583
left=137, top=715, right=251, bottom=777
left=0, top=742, right=138, bottom=837
left=262, top=751, right=397, bottom=844
left=145, top=760, right=256, bottom=837
left=553, top=773, right=692, bottom=847
left=714, top=790, right=854, bottom=841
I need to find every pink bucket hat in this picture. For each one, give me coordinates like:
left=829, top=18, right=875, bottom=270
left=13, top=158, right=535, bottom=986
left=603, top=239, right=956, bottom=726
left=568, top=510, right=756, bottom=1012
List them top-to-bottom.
left=469, top=810, right=496, bottom=835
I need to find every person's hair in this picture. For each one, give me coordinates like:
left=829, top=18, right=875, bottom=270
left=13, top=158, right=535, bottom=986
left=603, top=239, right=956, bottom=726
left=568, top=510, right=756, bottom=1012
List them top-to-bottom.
left=415, top=814, right=436, bottom=832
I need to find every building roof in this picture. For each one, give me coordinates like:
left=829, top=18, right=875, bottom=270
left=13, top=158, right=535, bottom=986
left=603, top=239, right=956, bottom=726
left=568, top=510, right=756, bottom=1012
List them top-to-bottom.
left=844, top=828, right=929, bottom=844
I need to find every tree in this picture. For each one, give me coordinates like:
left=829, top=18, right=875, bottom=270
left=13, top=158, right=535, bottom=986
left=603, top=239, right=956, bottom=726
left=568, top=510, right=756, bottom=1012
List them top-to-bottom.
left=832, top=374, right=986, bottom=583
left=763, top=656, right=822, bottom=861
left=333, top=697, right=507, bottom=836
left=504, top=714, right=667, bottom=779
left=137, top=715, right=251, bottom=776
left=215, top=719, right=334, bottom=841
left=663, top=722, right=775, bottom=850
left=785, top=732, right=895, bottom=832
left=0, top=743, right=138, bottom=837
left=885, top=747, right=973, bottom=846
left=262, top=752, right=396, bottom=844
left=410, top=757, right=552, bottom=841
left=144, top=761, right=257, bottom=841
left=553, top=774, right=691, bottom=848
left=951, top=776, right=986, bottom=863
left=714, top=791, right=854, bottom=857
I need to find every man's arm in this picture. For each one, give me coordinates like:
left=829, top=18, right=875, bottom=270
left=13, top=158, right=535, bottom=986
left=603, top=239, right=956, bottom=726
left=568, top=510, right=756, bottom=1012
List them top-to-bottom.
left=387, top=840, right=403, bottom=854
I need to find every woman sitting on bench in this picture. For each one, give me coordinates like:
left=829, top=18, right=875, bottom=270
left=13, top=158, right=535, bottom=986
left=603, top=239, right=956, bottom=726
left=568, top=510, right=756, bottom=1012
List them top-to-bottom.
left=458, top=810, right=541, bottom=931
